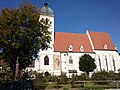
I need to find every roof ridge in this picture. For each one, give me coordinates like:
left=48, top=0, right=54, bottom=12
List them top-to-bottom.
left=89, top=31, right=108, bottom=34
left=55, top=32, right=86, bottom=35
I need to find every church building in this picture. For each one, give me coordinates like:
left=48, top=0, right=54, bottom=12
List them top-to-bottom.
left=34, top=3, right=120, bottom=76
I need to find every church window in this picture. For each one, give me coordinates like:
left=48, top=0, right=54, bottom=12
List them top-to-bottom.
left=104, top=44, right=107, bottom=49
left=69, top=45, right=73, bottom=52
left=80, top=46, right=84, bottom=52
left=44, top=55, right=49, bottom=65
left=69, top=56, right=73, bottom=64
left=98, top=56, right=102, bottom=71
left=105, top=56, right=108, bottom=71
left=112, top=56, right=116, bottom=71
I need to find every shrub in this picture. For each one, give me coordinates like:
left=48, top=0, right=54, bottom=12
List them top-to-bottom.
left=0, top=64, right=13, bottom=81
left=91, top=70, right=109, bottom=85
left=91, top=70, right=109, bottom=80
left=108, top=71, right=119, bottom=80
left=59, top=72, right=68, bottom=84
left=34, top=73, right=47, bottom=89
left=78, top=73, right=89, bottom=80
left=70, top=74, right=76, bottom=88
left=49, top=75, right=57, bottom=82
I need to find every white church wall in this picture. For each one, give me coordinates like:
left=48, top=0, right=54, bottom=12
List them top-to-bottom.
left=34, top=13, right=55, bottom=74
left=34, top=49, right=120, bottom=76
left=94, top=50, right=120, bottom=72
left=60, top=52, right=95, bottom=77
left=34, top=53, right=53, bottom=73
left=39, top=54, right=53, bottom=73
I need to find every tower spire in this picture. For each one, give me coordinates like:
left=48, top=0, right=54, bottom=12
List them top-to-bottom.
left=44, top=0, right=47, bottom=3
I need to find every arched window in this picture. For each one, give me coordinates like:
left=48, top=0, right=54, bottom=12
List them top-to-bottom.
left=44, top=55, right=49, bottom=65
left=69, top=56, right=73, bottom=64
left=98, top=56, right=102, bottom=71
left=105, top=56, right=108, bottom=71
left=112, top=56, right=116, bottom=71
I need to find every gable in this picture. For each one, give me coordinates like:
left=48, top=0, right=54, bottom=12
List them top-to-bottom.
left=88, top=32, right=116, bottom=51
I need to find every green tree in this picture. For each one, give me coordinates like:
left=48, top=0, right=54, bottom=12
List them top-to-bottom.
left=0, top=3, right=51, bottom=73
left=79, top=54, right=96, bottom=76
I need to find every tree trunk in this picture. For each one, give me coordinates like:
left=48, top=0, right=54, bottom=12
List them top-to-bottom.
left=9, top=57, right=17, bottom=79
left=86, top=71, right=89, bottom=76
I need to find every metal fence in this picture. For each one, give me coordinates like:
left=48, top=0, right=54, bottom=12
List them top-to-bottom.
left=0, top=80, right=34, bottom=90
left=0, top=80, right=120, bottom=90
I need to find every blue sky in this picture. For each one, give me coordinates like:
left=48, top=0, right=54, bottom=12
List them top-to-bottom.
left=0, top=0, right=120, bottom=52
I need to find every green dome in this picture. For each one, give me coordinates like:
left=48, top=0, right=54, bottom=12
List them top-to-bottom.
left=41, top=3, right=54, bottom=16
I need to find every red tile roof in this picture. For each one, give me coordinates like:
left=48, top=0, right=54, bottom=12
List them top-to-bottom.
left=88, top=31, right=116, bottom=50
left=54, top=32, right=93, bottom=52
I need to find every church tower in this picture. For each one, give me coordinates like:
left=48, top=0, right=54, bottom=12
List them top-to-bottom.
left=34, top=2, right=54, bottom=73
left=39, top=2, right=54, bottom=51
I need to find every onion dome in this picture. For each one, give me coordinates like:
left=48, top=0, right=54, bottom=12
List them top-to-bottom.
left=41, top=3, right=54, bottom=16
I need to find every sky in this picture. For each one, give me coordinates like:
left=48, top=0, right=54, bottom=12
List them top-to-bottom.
left=0, top=0, right=120, bottom=52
